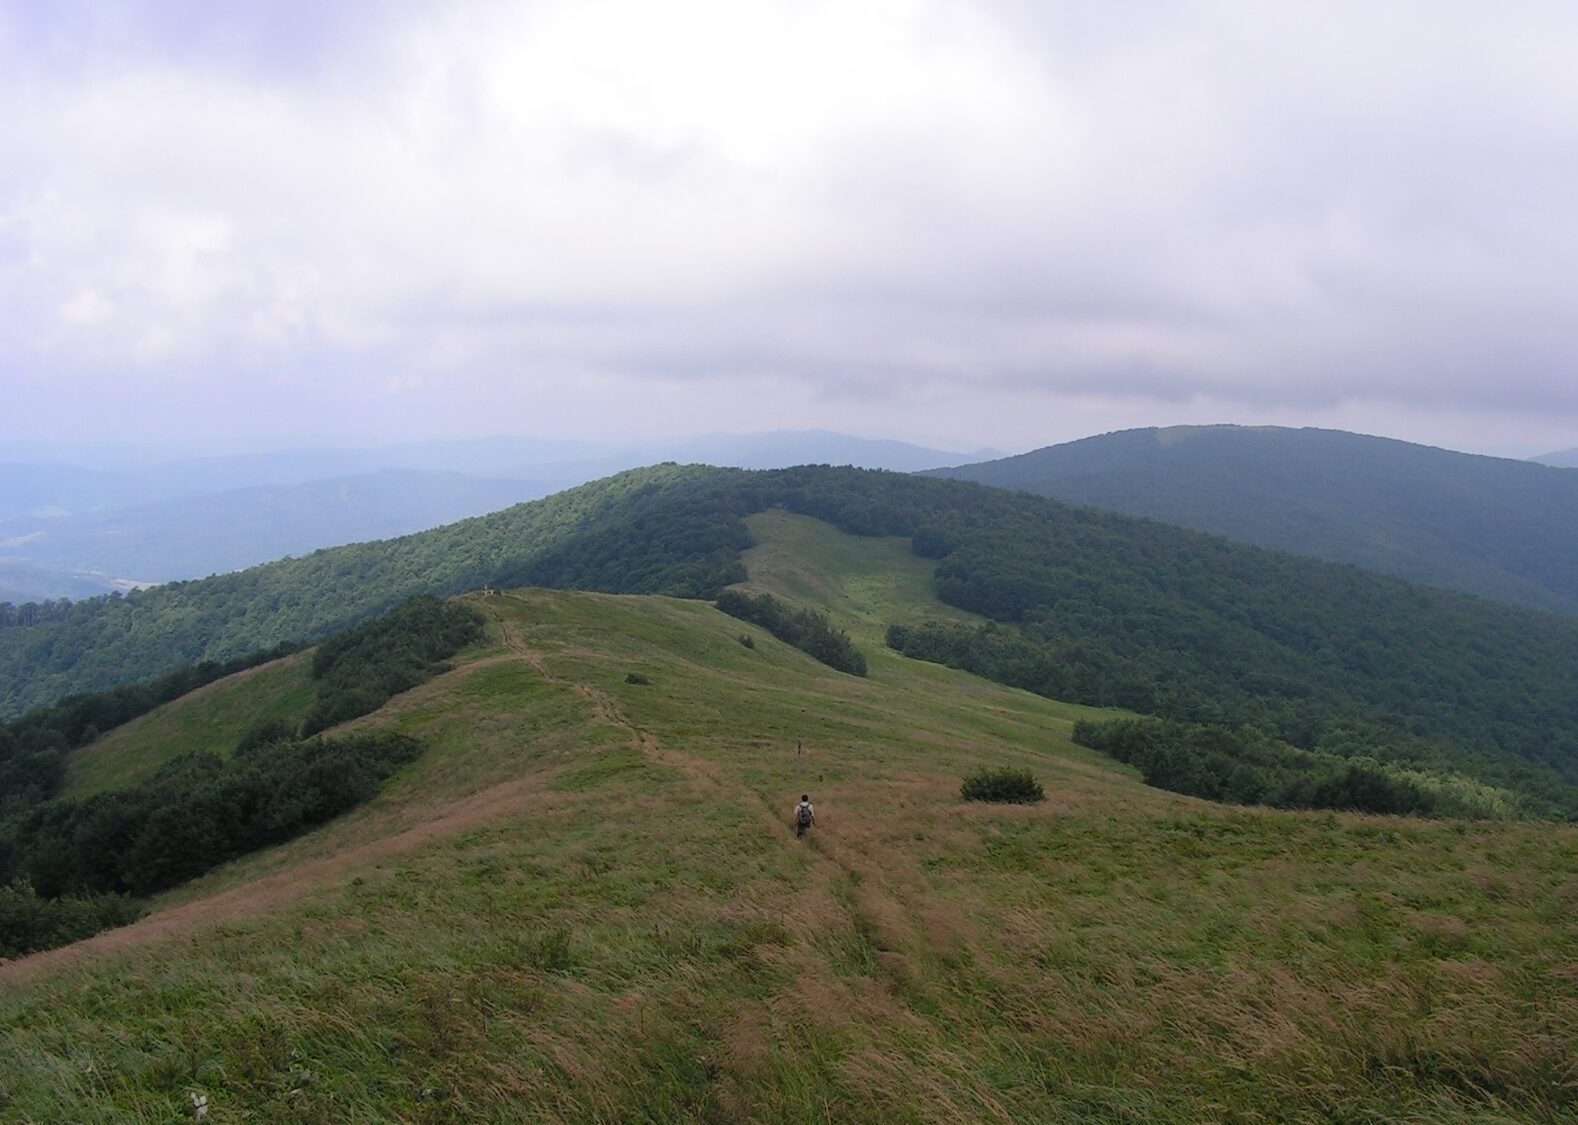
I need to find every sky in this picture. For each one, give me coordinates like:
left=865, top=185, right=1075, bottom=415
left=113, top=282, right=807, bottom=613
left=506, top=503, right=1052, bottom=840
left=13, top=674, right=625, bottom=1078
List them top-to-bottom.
left=4, top=0, right=1578, bottom=460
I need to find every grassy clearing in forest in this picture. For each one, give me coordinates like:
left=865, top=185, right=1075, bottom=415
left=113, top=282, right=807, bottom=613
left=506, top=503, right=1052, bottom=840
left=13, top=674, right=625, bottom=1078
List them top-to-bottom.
left=2, top=514, right=1576, bottom=1122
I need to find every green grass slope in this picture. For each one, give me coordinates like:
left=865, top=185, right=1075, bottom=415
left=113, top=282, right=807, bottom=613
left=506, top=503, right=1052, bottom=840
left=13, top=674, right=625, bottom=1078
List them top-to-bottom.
left=930, top=424, right=1578, bottom=616
left=0, top=463, right=744, bottom=719
left=9, top=463, right=1578, bottom=816
left=3, top=519, right=1576, bottom=1121
left=61, top=652, right=316, bottom=797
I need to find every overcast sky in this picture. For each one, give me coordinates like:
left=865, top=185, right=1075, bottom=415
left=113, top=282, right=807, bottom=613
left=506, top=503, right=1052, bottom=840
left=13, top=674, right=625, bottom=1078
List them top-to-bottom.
left=4, top=0, right=1578, bottom=459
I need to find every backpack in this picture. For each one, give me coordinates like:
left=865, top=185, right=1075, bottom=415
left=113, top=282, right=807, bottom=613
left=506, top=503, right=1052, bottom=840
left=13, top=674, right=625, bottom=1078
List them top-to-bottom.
left=797, top=803, right=813, bottom=827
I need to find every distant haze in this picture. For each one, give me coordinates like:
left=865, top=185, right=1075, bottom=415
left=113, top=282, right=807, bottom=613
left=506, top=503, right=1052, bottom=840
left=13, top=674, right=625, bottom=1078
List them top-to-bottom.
left=5, top=3, right=1578, bottom=457
left=0, top=430, right=977, bottom=598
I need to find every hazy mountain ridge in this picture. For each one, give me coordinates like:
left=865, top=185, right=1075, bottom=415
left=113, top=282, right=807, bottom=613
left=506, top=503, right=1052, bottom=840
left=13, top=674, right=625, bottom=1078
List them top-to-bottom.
left=930, top=425, right=1578, bottom=616
left=0, top=432, right=980, bottom=598
left=1532, top=446, right=1578, bottom=468
left=4, top=464, right=1578, bottom=818
left=1, top=469, right=550, bottom=585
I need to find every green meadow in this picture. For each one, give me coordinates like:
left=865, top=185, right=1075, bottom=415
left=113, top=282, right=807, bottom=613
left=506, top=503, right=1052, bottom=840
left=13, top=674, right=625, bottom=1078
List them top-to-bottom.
left=2, top=514, right=1574, bottom=1122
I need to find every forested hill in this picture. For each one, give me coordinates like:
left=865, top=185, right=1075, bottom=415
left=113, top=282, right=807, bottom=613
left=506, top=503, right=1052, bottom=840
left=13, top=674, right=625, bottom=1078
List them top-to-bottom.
left=928, top=425, right=1578, bottom=616
left=4, top=464, right=1578, bottom=813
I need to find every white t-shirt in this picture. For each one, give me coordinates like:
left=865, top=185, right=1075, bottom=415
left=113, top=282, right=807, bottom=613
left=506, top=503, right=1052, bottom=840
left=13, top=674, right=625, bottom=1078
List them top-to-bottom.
left=794, top=800, right=815, bottom=822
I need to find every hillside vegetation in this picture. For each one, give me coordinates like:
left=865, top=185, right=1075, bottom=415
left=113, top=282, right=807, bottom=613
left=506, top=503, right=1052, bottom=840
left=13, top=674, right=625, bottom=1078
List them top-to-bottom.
left=930, top=425, right=1578, bottom=616
left=4, top=465, right=1578, bottom=816
left=1, top=522, right=1574, bottom=1120
left=0, top=598, right=489, bottom=958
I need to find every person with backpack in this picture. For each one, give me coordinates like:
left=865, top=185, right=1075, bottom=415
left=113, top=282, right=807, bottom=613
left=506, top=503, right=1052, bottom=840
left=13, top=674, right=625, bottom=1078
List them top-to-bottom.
left=793, top=794, right=816, bottom=837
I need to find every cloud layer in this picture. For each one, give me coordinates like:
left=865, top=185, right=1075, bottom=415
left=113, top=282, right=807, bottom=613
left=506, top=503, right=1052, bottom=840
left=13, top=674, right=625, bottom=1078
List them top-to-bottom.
left=4, top=1, right=1578, bottom=455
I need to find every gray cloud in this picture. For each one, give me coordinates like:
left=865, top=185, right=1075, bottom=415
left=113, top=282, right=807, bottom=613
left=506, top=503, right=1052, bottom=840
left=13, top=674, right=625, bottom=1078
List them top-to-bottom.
left=3, top=0, right=1578, bottom=456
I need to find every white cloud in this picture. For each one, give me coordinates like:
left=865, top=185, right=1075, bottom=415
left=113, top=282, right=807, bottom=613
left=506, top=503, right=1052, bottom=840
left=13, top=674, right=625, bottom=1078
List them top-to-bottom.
left=3, top=0, right=1578, bottom=454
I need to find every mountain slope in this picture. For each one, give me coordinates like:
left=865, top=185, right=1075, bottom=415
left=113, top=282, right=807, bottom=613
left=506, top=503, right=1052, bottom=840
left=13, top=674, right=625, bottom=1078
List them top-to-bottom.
left=930, top=425, right=1578, bottom=616
left=1, top=432, right=977, bottom=600
left=6, top=464, right=1578, bottom=813
left=3, top=532, right=1575, bottom=1120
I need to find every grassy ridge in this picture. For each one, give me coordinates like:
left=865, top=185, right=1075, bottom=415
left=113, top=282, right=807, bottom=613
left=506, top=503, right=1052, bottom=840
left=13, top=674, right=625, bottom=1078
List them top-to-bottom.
left=0, top=464, right=738, bottom=718
left=7, top=466, right=1578, bottom=822
left=2, top=518, right=1575, bottom=1120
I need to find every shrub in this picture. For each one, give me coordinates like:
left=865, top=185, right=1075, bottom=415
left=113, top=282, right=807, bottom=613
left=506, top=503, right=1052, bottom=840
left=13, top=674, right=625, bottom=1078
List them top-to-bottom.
left=714, top=590, right=867, bottom=676
left=301, top=597, right=484, bottom=736
left=738, top=634, right=755, bottom=648
left=625, top=672, right=651, bottom=685
left=235, top=718, right=298, bottom=755
left=961, top=767, right=1045, bottom=804
left=0, top=880, right=144, bottom=959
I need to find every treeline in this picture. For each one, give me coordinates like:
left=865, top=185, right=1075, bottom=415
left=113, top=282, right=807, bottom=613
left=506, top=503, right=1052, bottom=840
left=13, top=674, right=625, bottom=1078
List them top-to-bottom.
left=6, top=464, right=1578, bottom=818
left=0, top=465, right=751, bottom=718
left=715, top=590, right=867, bottom=676
left=303, top=596, right=485, bottom=735
left=0, top=597, right=477, bottom=958
left=0, top=599, right=76, bottom=629
left=885, top=617, right=1578, bottom=817
left=0, top=642, right=301, bottom=815
left=1072, top=717, right=1517, bottom=819
left=0, top=729, right=423, bottom=956
left=1, top=882, right=145, bottom=960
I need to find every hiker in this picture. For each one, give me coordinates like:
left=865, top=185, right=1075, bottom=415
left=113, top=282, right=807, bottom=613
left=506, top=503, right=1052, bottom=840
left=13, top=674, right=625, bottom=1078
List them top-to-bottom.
left=794, top=794, right=816, bottom=837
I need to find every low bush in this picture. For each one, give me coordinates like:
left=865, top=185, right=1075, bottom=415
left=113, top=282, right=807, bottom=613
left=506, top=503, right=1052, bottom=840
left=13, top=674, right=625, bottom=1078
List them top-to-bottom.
left=715, top=590, right=866, bottom=676
left=301, top=596, right=484, bottom=736
left=625, top=672, right=651, bottom=685
left=1071, top=717, right=1514, bottom=817
left=0, top=731, right=425, bottom=900
left=961, top=767, right=1045, bottom=804
left=0, top=880, right=144, bottom=959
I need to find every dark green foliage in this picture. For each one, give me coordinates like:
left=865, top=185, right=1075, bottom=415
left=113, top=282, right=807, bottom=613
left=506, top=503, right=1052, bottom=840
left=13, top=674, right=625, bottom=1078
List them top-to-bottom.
left=930, top=425, right=1578, bottom=618
left=7, top=463, right=1578, bottom=817
left=0, top=465, right=745, bottom=718
left=501, top=492, right=751, bottom=598
left=911, top=527, right=954, bottom=559
left=714, top=590, right=867, bottom=676
left=300, top=596, right=484, bottom=736
left=0, top=599, right=75, bottom=628
left=738, top=634, right=755, bottom=648
left=0, top=641, right=300, bottom=815
left=625, top=672, right=651, bottom=685
left=235, top=718, right=298, bottom=755
left=1072, top=718, right=1450, bottom=815
left=0, top=732, right=424, bottom=900
left=961, top=767, right=1045, bottom=804
left=0, top=880, right=145, bottom=959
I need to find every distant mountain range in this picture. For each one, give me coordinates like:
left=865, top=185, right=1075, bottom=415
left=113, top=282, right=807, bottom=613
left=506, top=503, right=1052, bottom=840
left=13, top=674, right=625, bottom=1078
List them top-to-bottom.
left=929, top=425, right=1578, bottom=616
left=0, top=432, right=986, bottom=598
left=1532, top=447, right=1578, bottom=468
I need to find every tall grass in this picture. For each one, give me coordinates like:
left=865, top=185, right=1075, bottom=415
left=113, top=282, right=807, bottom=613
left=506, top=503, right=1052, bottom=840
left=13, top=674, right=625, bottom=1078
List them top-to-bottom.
left=3, top=517, right=1575, bottom=1121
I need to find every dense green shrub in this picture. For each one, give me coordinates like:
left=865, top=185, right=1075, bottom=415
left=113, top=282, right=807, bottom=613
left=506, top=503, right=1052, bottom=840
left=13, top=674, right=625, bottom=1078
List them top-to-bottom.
left=8, top=464, right=1578, bottom=817
left=715, top=590, right=867, bottom=676
left=301, top=596, right=484, bottom=736
left=0, top=641, right=301, bottom=814
left=1071, top=717, right=1512, bottom=817
left=235, top=718, right=298, bottom=755
left=0, top=731, right=425, bottom=899
left=961, top=767, right=1045, bottom=804
left=0, top=880, right=145, bottom=959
